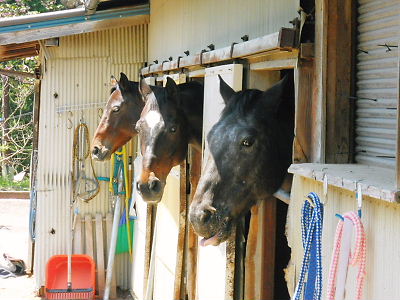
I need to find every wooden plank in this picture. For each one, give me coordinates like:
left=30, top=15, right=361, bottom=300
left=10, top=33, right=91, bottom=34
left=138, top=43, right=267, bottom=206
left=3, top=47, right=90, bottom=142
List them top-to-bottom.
left=313, top=0, right=327, bottom=163
left=325, top=0, right=356, bottom=163
left=141, top=28, right=298, bottom=76
left=250, top=58, right=297, bottom=71
left=293, top=60, right=315, bottom=163
left=0, top=68, right=37, bottom=79
left=187, top=147, right=201, bottom=300
left=173, top=160, right=187, bottom=300
left=261, top=197, right=277, bottom=300
left=143, top=205, right=155, bottom=297
left=244, top=205, right=260, bottom=300
left=105, top=213, right=117, bottom=299
left=73, top=214, right=82, bottom=254
left=84, top=214, right=94, bottom=258
left=95, top=214, right=105, bottom=298
left=225, top=230, right=237, bottom=300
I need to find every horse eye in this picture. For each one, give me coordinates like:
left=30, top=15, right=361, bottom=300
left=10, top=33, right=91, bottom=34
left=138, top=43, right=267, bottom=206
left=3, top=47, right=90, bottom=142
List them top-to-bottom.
left=112, top=106, right=120, bottom=112
left=170, top=126, right=177, bottom=133
left=241, top=138, right=254, bottom=147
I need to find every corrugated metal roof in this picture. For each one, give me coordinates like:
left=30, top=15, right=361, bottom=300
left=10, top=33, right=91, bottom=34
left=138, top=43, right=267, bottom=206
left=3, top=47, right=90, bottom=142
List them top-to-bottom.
left=0, top=4, right=149, bottom=46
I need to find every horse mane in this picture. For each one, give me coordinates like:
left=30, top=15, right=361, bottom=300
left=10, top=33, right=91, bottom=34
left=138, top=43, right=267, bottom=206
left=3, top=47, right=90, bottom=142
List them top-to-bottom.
left=221, top=89, right=263, bottom=118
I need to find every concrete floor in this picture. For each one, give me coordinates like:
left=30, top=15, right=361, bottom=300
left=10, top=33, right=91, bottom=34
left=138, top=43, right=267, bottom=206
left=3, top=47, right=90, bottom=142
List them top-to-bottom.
left=0, top=198, right=40, bottom=300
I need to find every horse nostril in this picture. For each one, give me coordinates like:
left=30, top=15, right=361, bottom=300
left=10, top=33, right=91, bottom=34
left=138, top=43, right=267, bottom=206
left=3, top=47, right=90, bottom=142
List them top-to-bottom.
left=92, top=146, right=99, bottom=155
left=149, top=179, right=161, bottom=193
left=136, top=181, right=140, bottom=191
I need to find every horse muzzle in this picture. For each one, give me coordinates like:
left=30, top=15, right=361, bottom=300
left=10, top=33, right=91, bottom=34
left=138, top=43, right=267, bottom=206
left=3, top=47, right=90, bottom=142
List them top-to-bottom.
left=136, top=176, right=165, bottom=204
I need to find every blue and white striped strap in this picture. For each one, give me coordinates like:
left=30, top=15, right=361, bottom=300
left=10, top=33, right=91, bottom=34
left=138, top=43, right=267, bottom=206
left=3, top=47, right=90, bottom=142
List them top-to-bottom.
left=293, top=192, right=324, bottom=300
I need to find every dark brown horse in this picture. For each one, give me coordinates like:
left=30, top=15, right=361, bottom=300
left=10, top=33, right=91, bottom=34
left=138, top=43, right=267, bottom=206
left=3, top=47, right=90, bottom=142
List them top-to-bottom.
left=91, top=73, right=144, bottom=161
left=189, top=74, right=294, bottom=246
left=135, top=78, right=204, bottom=203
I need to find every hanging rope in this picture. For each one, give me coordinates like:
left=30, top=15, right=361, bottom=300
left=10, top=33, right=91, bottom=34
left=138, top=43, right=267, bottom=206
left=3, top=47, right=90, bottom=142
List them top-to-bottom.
left=72, top=122, right=99, bottom=202
left=293, top=192, right=324, bottom=300
left=326, top=211, right=366, bottom=300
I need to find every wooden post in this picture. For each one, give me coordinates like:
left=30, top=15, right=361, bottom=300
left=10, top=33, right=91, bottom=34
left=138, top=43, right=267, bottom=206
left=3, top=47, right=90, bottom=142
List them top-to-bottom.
left=324, top=0, right=356, bottom=163
left=187, top=147, right=201, bottom=300
left=174, top=159, right=188, bottom=300
left=261, top=197, right=277, bottom=300
left=143, top=205, right=156, bottom=297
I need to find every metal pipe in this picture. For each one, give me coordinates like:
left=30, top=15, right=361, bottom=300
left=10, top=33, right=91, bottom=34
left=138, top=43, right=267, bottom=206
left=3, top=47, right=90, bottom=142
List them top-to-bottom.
left=0, top=7, right=85, bottom=27
left=104, top=172, right=123, bottom=300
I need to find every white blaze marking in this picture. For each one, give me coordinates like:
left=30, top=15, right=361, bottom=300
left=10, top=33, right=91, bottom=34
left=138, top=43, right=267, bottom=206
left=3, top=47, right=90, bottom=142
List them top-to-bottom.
left=145, top=110, right=162, bottom=131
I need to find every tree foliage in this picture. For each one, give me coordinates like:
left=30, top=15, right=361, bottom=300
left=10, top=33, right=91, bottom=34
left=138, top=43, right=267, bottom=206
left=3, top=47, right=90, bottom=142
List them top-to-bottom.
left=0, top=0, right=65, bottom=179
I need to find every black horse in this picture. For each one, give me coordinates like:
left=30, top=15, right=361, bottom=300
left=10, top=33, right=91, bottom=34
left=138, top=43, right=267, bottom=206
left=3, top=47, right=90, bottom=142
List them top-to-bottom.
left=189, top=74, right=294, bottom=246
left=135, top=78, right=204, bottom=203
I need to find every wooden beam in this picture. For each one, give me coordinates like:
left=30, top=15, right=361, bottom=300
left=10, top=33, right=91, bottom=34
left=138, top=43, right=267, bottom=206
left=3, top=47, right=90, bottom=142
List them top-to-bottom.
left=325, top=0, right=356, bottom=163
left=141, top=28, right=298, bottom=76
left=0, top=68, right=37, bottom=79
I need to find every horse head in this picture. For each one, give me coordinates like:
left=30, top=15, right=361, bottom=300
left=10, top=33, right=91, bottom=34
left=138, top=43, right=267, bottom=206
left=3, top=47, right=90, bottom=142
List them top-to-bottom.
left=91, top=73, right=144, bottom=161
left=189, top=73, right=294, bottom=246
left=135, top=77, right=203, bottom=203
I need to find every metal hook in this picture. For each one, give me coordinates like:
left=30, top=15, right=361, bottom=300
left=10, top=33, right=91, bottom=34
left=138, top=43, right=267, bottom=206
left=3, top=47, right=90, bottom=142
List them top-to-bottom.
left=230, top=42, right=238, bottom=58
left=200, top=49, right=208, bottom=67
left=177, top=56, right=183, bottom=69
left=67, top=111, right=73, bottom=129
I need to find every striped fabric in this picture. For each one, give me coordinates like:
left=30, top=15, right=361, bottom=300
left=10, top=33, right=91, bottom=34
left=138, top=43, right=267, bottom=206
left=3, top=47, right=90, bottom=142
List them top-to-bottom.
left=293, top=192, right=324, bottom=300
left=326, top=211, right=367, bottom=300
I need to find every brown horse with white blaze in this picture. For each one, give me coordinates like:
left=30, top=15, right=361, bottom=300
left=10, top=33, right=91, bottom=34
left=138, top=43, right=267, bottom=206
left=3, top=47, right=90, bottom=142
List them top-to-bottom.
left=91, top=73, right=144, bottom=161
left=135, top=78, right=204, bottom=203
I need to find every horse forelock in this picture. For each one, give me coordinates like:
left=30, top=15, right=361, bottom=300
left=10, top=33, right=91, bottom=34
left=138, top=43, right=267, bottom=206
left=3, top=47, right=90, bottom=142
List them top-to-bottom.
left=221, top=89, right=262, bottom=118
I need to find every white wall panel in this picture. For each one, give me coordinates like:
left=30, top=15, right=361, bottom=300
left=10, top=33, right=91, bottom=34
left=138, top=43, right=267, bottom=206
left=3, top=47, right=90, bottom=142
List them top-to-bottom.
left=35, top=24, right=147, bottom=292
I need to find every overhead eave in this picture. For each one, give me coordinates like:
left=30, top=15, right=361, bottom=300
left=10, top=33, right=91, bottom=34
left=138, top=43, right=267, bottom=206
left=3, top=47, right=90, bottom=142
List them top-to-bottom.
left=0, top=4, right=150, bottom=46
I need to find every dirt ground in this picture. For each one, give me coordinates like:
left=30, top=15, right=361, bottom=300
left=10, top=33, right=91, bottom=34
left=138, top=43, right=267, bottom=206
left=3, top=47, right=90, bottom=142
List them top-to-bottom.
left=0, top=198, right=40, bottom=299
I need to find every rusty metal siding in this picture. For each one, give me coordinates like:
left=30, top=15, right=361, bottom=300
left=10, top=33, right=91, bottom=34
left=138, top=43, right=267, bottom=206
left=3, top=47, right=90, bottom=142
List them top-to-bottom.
left=147, top=0, right=299, bottom=62
left=355, top=0, right=400, bottom=168
left=35, top=24, right=147, bottom=291
left=286, top=175, right=400, bottom=299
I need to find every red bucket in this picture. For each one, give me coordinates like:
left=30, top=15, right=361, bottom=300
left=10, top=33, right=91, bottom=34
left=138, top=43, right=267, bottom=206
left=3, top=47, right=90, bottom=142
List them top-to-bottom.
left=45, top=255, right=96, bottom=300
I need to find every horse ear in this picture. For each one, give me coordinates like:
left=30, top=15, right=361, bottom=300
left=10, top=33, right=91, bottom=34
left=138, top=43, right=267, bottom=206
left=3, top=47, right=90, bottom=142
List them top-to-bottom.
left=118, top=72, right=131, bottom=92
left=262, top=73, right=293, bottom=112
left=219, top=75, right=235, bottom=104
left=166, top=77, right=180, bottom=104
left=139, top=78, right=153, bottom=103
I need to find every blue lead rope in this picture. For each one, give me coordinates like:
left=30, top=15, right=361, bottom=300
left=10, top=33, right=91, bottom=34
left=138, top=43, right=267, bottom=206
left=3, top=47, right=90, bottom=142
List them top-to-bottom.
left=293, top=192, right=324, bottom=300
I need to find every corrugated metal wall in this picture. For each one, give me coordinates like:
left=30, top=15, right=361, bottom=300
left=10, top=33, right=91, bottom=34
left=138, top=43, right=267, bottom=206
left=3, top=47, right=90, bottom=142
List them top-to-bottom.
left=148, top=0, right=299, bottom=62
left=355, top=0, right=400, bottom=168
left=35, top=24, right=147, bottom=291
left=286, top=175, right=400, bottom=299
